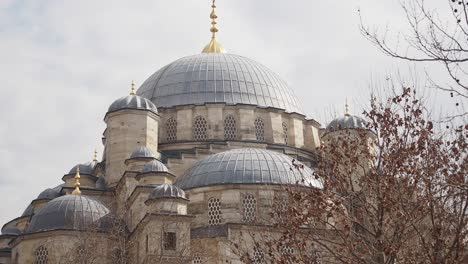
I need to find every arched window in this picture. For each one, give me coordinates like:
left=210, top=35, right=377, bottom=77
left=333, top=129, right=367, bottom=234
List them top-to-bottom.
left=224, top=115, right=237, bottom=140
left=193, top=116, right=208, bottom=141
left=166, top=117, right=177, bottom=142
left=254, top=118, right=265, bottom=142
left=282, top=122, right=288, bottom=144
left=242, top=194, right=257, bottom=223
left=208, top=197, right=222, bottom=226
left=34, top=245, right=48, bottom=264
left=251, top=247, right=265, bottom=264
left=192, top=254, right=202, bottom=264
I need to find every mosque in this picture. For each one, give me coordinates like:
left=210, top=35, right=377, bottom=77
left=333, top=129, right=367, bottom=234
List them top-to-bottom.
left=0, top=1, right=365, bottom=263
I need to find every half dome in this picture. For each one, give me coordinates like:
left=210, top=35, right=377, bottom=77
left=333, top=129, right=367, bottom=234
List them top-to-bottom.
left=137, top=53, right=303, bottom=114
left=175, top=148, right=320, bottom=190
left=27, top=195, right=111, bottom=233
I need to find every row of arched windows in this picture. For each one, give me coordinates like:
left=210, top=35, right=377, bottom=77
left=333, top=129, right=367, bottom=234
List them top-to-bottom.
left=165, top=116, right=289, bottom=144
left=207, top=194, right=258, bottom=226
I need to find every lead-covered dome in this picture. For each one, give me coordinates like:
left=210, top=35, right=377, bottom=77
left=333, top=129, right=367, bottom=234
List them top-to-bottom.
left=137, top=53, right=303, bottom=113
left=108, top=95, right=158, bottom=114
left=326, top=115, right=366, bottom=132
left=130, top=146, right=155, bottom=159
left=176, top=148, right=321, bottom=190
left=142, top=160, right=169, bottom=173
left=149, top=184, right=187, bottom=200
left=27, top=195, right=111, bottom=233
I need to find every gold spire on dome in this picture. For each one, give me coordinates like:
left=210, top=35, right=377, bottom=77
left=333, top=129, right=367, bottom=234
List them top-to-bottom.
left=202, top=0, right=226, bottom=53
left=130, top=80, right=136, bottom=95
left=345, top=98, right=350, bottom=116
left=93, top=149, right=98, bottom=162
left=72, top=167, right=82, bottom=195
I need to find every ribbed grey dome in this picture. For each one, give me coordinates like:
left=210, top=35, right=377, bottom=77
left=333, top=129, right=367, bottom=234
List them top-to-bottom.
left=137, top=53, right=303, bottom=113
left=108, top=95, right=158, bottom=114
left=326, top=115, right=366, bottom=132
left=130, top=146, right=155, bottom=159
left=176, top=148, right=321, bottom=190
left=142, top=160, right=169, bottom=173
left=69, top=161, right=96, bottom=175
left=149, top=184, right=187, bottom=200
left=37, top=187, right=61, bottom=200
left=27, top=195, right=111, bottom=233
left=1, top=227, right=21, bottom=236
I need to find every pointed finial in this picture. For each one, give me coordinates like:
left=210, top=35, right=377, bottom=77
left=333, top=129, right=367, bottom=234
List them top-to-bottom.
left=202, top=0, right=226, bottom=53
left=130, top=80, right=136, bottom=95
left=345, top=98, right=350, bottom=116
left=93, top=149, right=98, bottom=162
left=72, top=167, right=81, bottom=195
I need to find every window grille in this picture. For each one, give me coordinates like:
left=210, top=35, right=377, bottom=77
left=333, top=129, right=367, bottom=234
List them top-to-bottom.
left=224, top=115, right=237, bottom=140
left=193, top=116, right=208, bottom=141
left=166, top=117, right=177, bottom=142
left=254, top=118, right=265, bottom=141
left=282, top=122, right=288, bottom=144
left=242, top=194, right=257, bottom=223
left=208, top=198, right=222, bottom=226
left=163, top=232, right=177, bottom=250
left=76, top=245, right=86, bottom=260
left=280, top=245, right=294, bottom=256
left=34, top=246, right=48, bottom=264
left=251, top=247, right=265, bottom=264
left=192, top=255, right=202, bottom=264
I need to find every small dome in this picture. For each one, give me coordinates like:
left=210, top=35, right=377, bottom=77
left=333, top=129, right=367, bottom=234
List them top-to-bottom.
left=137, top=53, right=303, bottom=114
left=108, top=95, right=158, bottom=114
left=326, top=115, right=366, bottom=132
left=130, top=146, right=155, bottom=159
left=176, top=148, right=321, bottom=190
left=142, top=160, right=169, bottom=173
left=69, top=161, right=96, bottom=175
left=96, top=177, right=107, bottom=190
left=149, top=184, right=187, bottom=200
left=37, top=188, right=60, bottom=200
left=27, top=195, right=111, bottom=233
left=1, top=227, right=21, bottom=236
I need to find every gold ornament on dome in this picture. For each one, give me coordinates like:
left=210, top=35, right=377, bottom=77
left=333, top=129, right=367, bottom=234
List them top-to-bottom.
left=202, top=0, right=226, bottom=53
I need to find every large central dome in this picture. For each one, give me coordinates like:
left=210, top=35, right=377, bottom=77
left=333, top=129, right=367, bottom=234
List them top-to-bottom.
left=137, top=53, right=303, bottom=113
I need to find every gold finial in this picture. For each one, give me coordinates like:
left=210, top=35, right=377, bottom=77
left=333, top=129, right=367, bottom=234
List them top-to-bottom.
left=202, top=0, right=226, bottom=53
left=130, top=80, right=136, bottom=95
left=345, top=98, right=350, bottom=116
left=93, top=149, right=98, bottom=162
left=72, top=167, right=82, bottom=195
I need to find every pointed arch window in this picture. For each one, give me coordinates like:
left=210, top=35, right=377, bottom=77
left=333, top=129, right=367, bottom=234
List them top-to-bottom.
left=224, top=115, right=237, bottom=140
left=193, top=116, right=208, bottom=141
left=166, top=117, right=177, bottom=142
left=254, top=118, right=265, bottom=142
left=282, top=122, right=288, bottom=144
left=208, top=197, right=222, bottom=226
left=34, top=245, right=48, bottom=264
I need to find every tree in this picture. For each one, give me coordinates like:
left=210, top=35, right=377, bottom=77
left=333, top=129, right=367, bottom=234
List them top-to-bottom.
left=360, top=0, right=468, bottom=119
left=243, top=88, right=467, bottom=263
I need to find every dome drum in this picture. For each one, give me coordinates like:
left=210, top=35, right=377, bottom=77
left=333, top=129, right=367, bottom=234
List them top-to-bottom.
left=146, top=184, right=188, bottom=215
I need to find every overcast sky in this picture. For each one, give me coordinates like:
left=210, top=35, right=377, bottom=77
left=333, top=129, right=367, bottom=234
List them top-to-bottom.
left=0, top=0, right=456, bottom=226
